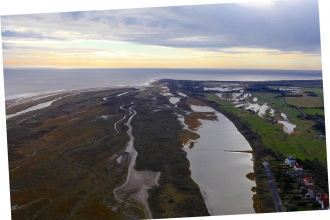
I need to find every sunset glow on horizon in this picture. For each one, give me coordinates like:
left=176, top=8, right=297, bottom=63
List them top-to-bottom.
left=1, top=0, right=322, bottom=70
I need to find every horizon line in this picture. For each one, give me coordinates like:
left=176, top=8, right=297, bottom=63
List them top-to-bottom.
left=2, top=66, right=323, bottom=72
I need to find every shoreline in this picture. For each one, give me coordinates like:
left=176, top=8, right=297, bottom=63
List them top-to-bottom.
left=4, top=77, right=162, bottom=103
left=4, top=77, right=322, bottom=103
left=5, top=85, right=149, bottom=117
left=5, top=87, right=127, bottom=107
left=193, top=96, right=277, bottom=213
left=182, top=106, right=255, bottom=215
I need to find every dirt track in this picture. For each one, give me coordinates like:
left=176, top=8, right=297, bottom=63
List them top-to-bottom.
left=113, top=106, right=158, bottom=219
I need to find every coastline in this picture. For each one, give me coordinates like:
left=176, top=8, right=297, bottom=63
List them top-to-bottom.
left=4, top=76, right=161, bottom=102
left=5, top=86, right=146, bottom=117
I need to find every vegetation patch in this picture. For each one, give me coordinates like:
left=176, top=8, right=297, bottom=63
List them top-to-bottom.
left=285, top=95, right=323, bottom=108
left=131, top=104, right=209, bottom=218
left=302, top=108, right=324, bottom=116
left=184, top=112, right=217, bottom=131
left=180, top=129, right=200, bottom=147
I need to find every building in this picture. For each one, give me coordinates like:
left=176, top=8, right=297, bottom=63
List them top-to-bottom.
left=285, top=156, right=296, bottom=167
left=294, top=163, right=303, bottom=172
left=298, top=173, right=309, bottom=180
left=303, top=177, right=314, bottom=186
left=308, top=185, right=323, bottom=198
left=318, top=193, right=329, bottom=210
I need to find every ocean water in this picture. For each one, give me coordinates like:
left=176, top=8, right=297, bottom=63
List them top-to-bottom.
left=2, top=68, right=322, bottom=100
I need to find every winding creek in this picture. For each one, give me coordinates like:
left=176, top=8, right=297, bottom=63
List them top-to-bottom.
left=55, top=104, right=136, bottom=219
left=178, top=104, right=256, bottom=215
left=114, top=105, right=131, bottom=133
left=113, top=106, right=158, bottom=219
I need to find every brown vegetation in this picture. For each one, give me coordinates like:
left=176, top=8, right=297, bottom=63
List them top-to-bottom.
left=184, top=112, right=217, bottom=131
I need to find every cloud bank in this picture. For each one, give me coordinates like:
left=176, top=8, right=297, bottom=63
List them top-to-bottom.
left=1, top=0, right=322, bottom=69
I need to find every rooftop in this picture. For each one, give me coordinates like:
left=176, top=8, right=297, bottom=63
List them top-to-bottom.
left=304, top=177, right=313, bottom=183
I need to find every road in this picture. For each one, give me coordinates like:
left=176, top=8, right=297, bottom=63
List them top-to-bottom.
left=282, top=96, right=306, bottom=117
left=296, top=107, right=306, bottom=117
left=263, top=162, right=285, bottom=212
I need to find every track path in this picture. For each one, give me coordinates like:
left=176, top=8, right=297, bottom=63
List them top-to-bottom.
left=58, top=104, right=132, bottom=219
left=113, top=106, right=154, bottom=219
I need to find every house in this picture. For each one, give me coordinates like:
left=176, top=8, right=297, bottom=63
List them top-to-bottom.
left=285, top=156, right=296, bottom=167
left=294, top=163, right=303, bottom=172
left=298, top=173, right=309, bottom=180
left=303, top=177, right=314, bottom=186
left=307, top=185, right=323, bottom=198
left=318, top=193, right=329, bottom=210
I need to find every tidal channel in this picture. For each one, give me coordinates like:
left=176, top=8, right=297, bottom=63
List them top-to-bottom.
left=180, top=105, right=256, bottom=215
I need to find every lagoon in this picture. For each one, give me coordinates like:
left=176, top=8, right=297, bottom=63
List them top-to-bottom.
left=181, top=105, right=255, bottom=215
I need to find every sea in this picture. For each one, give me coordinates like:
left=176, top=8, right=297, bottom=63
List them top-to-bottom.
left=2, top=68, right=322, bottom=100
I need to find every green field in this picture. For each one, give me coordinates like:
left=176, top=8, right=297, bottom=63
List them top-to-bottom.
left=266, top=86, right=324, bottom=108
left=283, top=87, right=324, bottom=108
left=300, top=87, right=324, bottom=104
left=205, top=92, right=327, bottom=165
left=285, top=95, right=324, bottom=108
left=302, top=108, right=324, bottom=116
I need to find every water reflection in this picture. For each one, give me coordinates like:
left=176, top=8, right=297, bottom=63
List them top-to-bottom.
left=180, top=105, right=255, bottom=215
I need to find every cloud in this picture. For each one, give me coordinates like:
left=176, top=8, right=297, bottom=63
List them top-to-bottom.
left=1, top=0, right=321, bottom=54
left=1, top=29, right=65, bottom=40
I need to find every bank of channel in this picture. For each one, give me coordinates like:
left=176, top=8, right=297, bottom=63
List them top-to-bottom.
left=172, top=96, right=255, bottom=215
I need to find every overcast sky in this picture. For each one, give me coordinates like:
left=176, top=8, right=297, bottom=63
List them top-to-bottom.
left=0, top=0, right=322, bottom=69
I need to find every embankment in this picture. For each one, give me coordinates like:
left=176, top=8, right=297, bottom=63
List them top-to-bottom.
left=194, top=96, right=277, bottom=213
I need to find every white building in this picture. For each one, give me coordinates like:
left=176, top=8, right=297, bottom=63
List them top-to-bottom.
left=285, top=156, right=296, bottom=167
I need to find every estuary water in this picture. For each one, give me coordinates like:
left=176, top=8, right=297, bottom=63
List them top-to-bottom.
left=3, top=68, right=322, bottom=100
left=182, top=105, right=255, bottom=215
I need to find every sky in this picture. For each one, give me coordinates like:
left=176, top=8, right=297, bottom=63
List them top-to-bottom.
left=0, top=0, right=323, bottom=70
